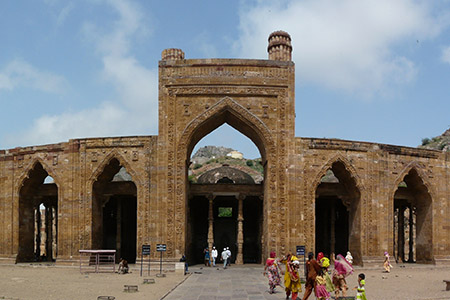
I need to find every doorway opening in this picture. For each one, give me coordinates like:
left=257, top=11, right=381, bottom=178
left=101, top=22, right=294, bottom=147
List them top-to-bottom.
left=185, top=118, right=265, bottom=265
left=92, top=159, right=137, bottom=263
left=315, top=162, right=361, bottom=264
left=18, top=163, right=58, bottom=262
left=393, top=169, right=432, bottom=263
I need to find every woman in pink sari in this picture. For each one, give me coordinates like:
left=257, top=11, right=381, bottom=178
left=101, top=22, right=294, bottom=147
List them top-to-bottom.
left=264, top=251, right=281, bottom=294
left=332, top=254, right=354, bottom=298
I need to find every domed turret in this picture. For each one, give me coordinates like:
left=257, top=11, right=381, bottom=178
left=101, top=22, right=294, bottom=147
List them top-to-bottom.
left=267, top=31, right=292, bottom=61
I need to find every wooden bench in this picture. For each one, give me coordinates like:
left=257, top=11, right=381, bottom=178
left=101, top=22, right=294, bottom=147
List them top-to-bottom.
left=143, top=278, right=155, bottom=284
left=444, top=280, right=450, bottom=291
left=124, top=285, right=139, bottom=292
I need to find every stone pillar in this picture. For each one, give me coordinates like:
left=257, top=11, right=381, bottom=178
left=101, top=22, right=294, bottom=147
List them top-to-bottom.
left=207, top=194, right=214, bottom=251
left=236, top=194, right=245, bottom=265
left=116, top=200, right=122, bottom=259
left=408, top=205, right=414, bottom=262
left=45, top=206, right=52, bottom=260
left=398, top=206, right=405, bottom=263
left=35, top=207, right=41, bottom=258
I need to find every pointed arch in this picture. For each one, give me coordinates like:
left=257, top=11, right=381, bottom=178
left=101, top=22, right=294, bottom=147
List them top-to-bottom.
left=177, top=96, right=273, bottom=265
left=179, top=96, right=275, bottom=162
left=89, top=149, right=138, bottom=262
left=88, top=150, right=140, bottom=187
left=312, top=153, right=363, bottom=194
left=312, top=153, right=363, bottom=264
left=17, top=158, right=60, bottom=194
left=17, top=158, right=60, bottom=262
left=391, top=161, right=434, bottom=263
left=391, top=162, right=435, bottom=201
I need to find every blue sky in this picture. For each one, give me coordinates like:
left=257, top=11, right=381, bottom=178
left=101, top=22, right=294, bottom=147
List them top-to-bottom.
left=1, top=0, right=449, bottom=159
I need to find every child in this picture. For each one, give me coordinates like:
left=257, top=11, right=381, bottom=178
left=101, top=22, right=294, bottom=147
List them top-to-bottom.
left=315, top=268, right=331, bottom=300
left=356, top=273, right=367, bottom=300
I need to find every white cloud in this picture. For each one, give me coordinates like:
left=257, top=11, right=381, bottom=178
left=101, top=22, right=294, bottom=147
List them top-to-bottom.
left=10, top=0, right=158, bottom=147
left=235, top=0, right=444, bottom=98
left=56, top=2, right=74, bottom=26
left=442, top=46, right=450, bottom=64
left=0, top=59, right=68, bottom=94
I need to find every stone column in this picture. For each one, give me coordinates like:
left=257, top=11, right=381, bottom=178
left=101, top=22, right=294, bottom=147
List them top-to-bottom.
left=207, top=194, right=214, bottom=251
left=236, top=194, right=245, bottom=265
left=116, top=200, right=122, bottom=259
left=408, top=205, right=414, bottom=262
left=45, top=206, right=52, bottom=260
left=398, top=206, right=405, bottom=263
left=35, top=207, right=41, bottom=258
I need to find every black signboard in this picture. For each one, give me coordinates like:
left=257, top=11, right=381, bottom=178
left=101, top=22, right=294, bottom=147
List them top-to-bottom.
left=140, top=244, right=151, bottom=277
left=142, top=244, right=151, bottom=255
left=156, top=244, right=167, bottom=252
left=296, top=245, right=305, bottom=256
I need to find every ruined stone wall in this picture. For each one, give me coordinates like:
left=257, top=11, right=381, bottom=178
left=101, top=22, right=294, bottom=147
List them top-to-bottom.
left=0, top=136, right=158, bottom=263
left=291, top=137, right=450, bottom=265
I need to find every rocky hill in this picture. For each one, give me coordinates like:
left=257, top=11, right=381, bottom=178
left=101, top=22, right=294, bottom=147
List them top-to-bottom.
left=419, top=128, right=450, bottom=152
left=189, top=146, right=263, bottom=183
left=192, top=146, right=235, bottom=165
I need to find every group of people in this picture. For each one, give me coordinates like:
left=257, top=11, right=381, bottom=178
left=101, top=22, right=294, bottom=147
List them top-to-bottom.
left=204, top=246, right=232, bottom=269
left=264, top=251, right=367, bottom=300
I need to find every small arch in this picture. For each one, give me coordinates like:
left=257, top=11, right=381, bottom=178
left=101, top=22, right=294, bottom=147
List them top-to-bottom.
left=88, top=150, right=139, bottom=187
left=90, top=154, right=138, bottom=263
left=312, top=154, right=363, bottom=194
left=314, top=156, right=362, bottom=264
left=17, top=158, right=60, bottom=193
left=17, top=160, right=59, bottom=262
left=391, top=165, right=433, bottom=263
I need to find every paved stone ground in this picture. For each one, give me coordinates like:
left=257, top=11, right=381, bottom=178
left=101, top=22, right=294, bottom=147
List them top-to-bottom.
left=163, top=264, right=450, bottom=300
left=163, top=265, right=279, bottom=300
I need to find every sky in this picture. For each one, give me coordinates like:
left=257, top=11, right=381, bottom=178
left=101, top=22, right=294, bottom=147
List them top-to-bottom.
left=1, top=0, right=449, bottom=159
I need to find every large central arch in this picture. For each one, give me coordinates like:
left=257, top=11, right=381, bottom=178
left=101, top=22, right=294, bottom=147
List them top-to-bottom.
left=177, top=97, right=275, bottom=264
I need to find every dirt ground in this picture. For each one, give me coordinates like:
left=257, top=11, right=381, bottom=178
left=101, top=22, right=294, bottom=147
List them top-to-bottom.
left=0, top=263, right=449, bottom=300
left=0, top=263, right=186, bottom=300
left=337, top=265, right=450, bottom=300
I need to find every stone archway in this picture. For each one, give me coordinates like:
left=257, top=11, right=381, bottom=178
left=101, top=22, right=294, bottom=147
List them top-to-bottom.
left=179, top=97, right=273, bottom=264
left=91, top=157, right=137, bottom=262
left=314, top=159, right=362, bottom=264
left=18, top=161, right=58, bottom=262
left=393, top=167, right=433, bottom=263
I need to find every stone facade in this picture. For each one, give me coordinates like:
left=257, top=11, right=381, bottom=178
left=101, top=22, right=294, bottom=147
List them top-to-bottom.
left=0, top=31, right=449, bottom=266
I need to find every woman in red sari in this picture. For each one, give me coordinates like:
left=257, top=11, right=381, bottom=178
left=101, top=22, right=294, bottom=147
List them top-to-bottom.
left=264, top=251, right=282, bottom=294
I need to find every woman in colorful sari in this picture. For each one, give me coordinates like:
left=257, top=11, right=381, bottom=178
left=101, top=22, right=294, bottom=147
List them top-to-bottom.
left=264, top=251, right=281, bottom=294
left=383, top=251, right=391, bottom=273
left=281, top=254, right=302, bottom=300
left=332, top=254, right=353, bottom=298
left=319, top=257, right=334, bottom=294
